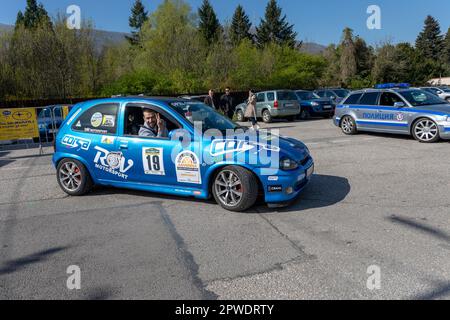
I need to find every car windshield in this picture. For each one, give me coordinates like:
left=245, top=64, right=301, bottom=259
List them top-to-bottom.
left=441, top=88, right=450, bottom=93
left=333, top=89, right=350, bottom=98
left=399, top=90, right=447, bottom=106
left=277, top=91, right=298, bottom=101
left=296, top=91, right=317, bottom=100
left=170, top=101, right=240, bottom=132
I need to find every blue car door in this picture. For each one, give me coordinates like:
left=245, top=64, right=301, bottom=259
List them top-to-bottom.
left=355, top=92, right=381, bottom=131
left=116, top=103, right=204, bottom=190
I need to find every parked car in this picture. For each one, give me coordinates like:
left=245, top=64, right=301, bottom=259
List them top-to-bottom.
left=334, top=85, right=450, bottom=143
left=420, top=87, right=450, bottom=102
left=314, top=88, right=351, bottom=105
left=234, top=90, right=300, bottom=123
left=295, top=90, right=334, bottom=119
left=178, top=95, right=209, bottom=103
left=53, top=97, right=314, bottom=212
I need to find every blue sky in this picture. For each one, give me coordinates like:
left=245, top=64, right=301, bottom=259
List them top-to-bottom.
left=1, top=0, right=450, bottom=45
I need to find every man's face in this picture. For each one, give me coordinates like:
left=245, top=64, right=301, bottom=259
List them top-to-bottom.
left=225, top=89, right=230, bottom=95
left=209, top=90, right=214, bottom=97
left=143, top=111, right=157, bottom=127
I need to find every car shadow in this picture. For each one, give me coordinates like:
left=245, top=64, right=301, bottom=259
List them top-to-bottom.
left=363, top=132, right=450, bottom=143
left=86, top=174, right=350, bottom=214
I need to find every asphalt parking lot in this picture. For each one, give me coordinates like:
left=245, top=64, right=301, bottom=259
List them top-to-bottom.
left=0, top=118, right=449, bottom=300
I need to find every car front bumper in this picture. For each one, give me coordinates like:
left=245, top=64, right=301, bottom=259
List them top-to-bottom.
left=270, top=108, right=301, bottom=117
left=255, top=158, right=314, bottom=205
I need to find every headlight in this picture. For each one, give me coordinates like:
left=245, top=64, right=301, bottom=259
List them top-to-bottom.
left=311, top=102, right=320, bottom=107
left=280, top=158, right=298, bottom=171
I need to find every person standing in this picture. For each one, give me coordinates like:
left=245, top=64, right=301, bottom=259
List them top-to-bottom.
left=220, top=87, right=234, bottom=119
left=204, top=89, right=219, bottom=111
left=245, top=89, right=259, bottom=130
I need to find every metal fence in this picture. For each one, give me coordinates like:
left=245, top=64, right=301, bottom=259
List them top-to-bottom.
left=0, top=105, right=72, bottom=154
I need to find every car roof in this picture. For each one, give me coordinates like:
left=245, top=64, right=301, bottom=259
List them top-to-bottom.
left=348, top=88, right=419, bottom=95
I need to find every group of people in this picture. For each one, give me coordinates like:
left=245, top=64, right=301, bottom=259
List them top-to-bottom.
left=204, top=88, right=260, bottom=130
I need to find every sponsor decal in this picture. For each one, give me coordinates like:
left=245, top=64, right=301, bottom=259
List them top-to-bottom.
left=66, top=108, right=82, bottom=126
left=2, top=110, right=11, bottom=117
left=12, top=111, right=32, bottom=121
left=90, top=112, right=103, bottom=128
left=362, top=113, right=395, bottom=120
left=396, top=113, right=405, bottom=121
left=102, top=115, right=116, bottom=127
left=75, top=121, right=82, bottom=127
left=84, top=127, right=107, bottom=134
left=62, top=135, right=91, bottom=151
left=101, top=136, right=116, bottom=145
left=210, top=139, right=280, bottom=157
left=93, top=146, right=134, bottom=180
left=142, top=147, right=165, bottom=176
left=175, top=151, right=201, bottom=184
left=268, top=176, right=279, bottom=181
left=268, top=185, right=283, bottom=193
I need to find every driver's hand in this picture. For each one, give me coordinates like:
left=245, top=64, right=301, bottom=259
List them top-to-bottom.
left=156, top=113, right=165, bottom=129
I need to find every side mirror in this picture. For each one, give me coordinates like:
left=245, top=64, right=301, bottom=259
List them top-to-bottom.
left=394, top=102, right=405, bottom=108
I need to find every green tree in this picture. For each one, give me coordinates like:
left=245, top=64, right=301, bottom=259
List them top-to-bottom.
left=15, top=0, right=51, bottom=29
left=127, top=0, right=149, bottom=45
left=198, top=0, right=221, bottom=44
left=256, top=0, right=297, bottom=48
left=229, top=5, right=252, bottom=45
left=416, top=15, right=443, bottom=60
left=443, top=27, right=450, bottom=72
left=339, top=28, right=357, bottom=85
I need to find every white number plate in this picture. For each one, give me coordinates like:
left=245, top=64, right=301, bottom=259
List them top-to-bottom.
left=323, top=105, right=332, bottom=109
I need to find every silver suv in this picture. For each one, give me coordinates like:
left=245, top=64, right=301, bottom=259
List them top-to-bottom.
left=234, top=90, right=301, bottom=123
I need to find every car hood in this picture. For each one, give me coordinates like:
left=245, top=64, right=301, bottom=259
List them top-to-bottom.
left=411, top=104, right=450, bottom=114
left=206, top=132, right=310, bottom=167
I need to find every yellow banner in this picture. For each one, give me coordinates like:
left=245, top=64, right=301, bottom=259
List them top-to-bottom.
left=62, top=105, right=70, bottom=119
left=0, top=108, right=39, bottom=140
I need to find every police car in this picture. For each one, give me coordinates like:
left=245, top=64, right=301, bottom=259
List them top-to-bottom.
left=334, top=84, right=450, bottom=143
left=53, top=97, right=314, bottom=212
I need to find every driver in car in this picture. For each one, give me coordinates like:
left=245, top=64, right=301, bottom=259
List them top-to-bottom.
left=139, top=108, right=169, bottom=138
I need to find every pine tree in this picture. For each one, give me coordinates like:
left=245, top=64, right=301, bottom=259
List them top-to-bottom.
left=15, top=0, right=51, bottom=29
left=127, top=0, right=148, bottom=45
left=198, top=0, right=221, bottom=44
left=256, top=0, right=297, bottom=48
left=230, top=5, right=252, bottom=45
left=415, top=15, right=443, bottom=60
left=443, top=27, right=450, bottom=67
left=339, top=28, right=357, bottom=84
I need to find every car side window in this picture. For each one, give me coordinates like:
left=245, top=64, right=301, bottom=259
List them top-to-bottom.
left=316, top=91, right=325, bottom=97
left=266, top=92, right=275, bottom=102
left=359, top=92, right=380, bottom=105
left=379, top=92, right=403, bottom=106
left=256, top=93, right=265, bottom=103
left=343, top=93, right=363, bottom=105
left=72, top=103, right=119, bottom=135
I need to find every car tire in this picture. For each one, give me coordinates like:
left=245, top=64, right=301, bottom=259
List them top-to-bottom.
left=446, top=97, right=450, bottom=103
left=299, top=108, right=310, bottom=120
left=236, top=110, right=245, bottom=122
left=262, top=110, right=273, bottom=123
left=323, top=113, right=333, bottom=119
left=340, top=115, right=357, bottom=135
left=412, top=118, right=440, bottom=143
left=56, top=158, right=93, bottom=196
left=212, top=166, right=259, bottom=212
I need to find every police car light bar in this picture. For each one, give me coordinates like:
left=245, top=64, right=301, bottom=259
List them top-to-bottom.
left=374, top=83, right=411, bottom=89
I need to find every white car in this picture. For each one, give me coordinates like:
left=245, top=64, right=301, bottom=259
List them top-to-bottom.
left=420, top=87, right=450, bottom=102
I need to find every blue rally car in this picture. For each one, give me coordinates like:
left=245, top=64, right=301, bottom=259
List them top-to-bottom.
left=334, top=84, right=450, bottom=143
left=53, top=97, right=314, bottom=212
